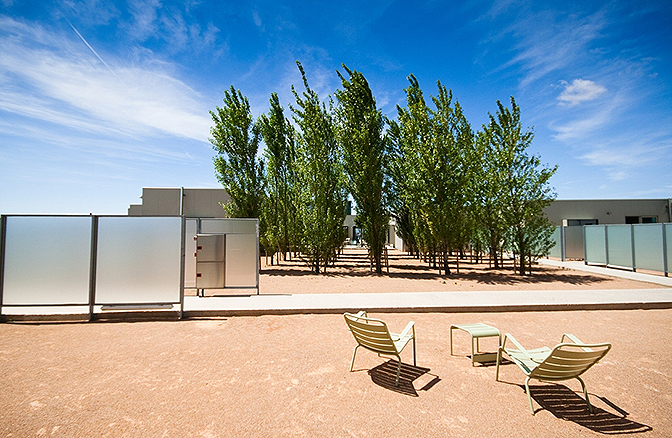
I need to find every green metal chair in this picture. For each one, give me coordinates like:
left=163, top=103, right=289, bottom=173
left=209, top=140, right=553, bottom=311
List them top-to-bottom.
left=344, top=311, right=416, bottom=386
left=496, top=333, right=611, bottom=415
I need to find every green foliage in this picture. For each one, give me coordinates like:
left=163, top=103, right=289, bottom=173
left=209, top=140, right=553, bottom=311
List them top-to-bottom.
left=290, top=61, right=348, bottom=273
left=208, top=63, right=558, bottom=278
left=335, top=64, right=389, bottom=274
left=389, top=75, right=474, bottom=274
left=210, top=85, right=265, bottom=219
left=258, top=93, right=299, bottom=259
left=482, top=97, right=558, bottom=274
left=472, top=129, right=510, bottom=267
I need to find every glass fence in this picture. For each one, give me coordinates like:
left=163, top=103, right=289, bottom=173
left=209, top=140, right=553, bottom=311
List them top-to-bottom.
left=0, top=215, right=259, bottom=319
left=2, top=216, right=92, bottom=306
left=95, top=216, right=182, bottom=305
left=552, top=223, right=669, bottom=276
left=584, top=224, right=669, bottom=276
left=584, top=226, right=606, bottom=265
left=549, top=227, right=562, bottom=258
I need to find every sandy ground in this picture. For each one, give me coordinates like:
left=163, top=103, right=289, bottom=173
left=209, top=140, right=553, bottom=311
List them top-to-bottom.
left=2, top=247, right=671, bottom=437
left=254, top=247, right=663, bottom=296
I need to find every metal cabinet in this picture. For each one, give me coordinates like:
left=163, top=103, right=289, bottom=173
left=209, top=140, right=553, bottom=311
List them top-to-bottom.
left=195, top=234, right=225, bottom=293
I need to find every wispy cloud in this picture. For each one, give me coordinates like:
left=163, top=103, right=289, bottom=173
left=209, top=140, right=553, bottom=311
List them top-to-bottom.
left=57, top=0, right=120, bottom=26
left=122, top=0, right=220, bottom=54
left=126, top=0, right=161, bottom=41
left=482, top=3, right=608, bottom=88
left=252, top=10, right=263, bottom=28
left=511, top=11, right=606, bottom=87
left=0, top=15, right=212, bottom=142
left=557, top=79, right=606, bottom=106
left=549, top=96, right=619, bottom=141
left=579, top=132, right=672, bottom=168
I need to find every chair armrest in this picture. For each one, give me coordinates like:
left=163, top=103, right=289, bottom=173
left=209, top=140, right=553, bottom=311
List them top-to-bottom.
left=397, top=321, right=415, bottom=340
left=501, top=333, right=535, bottom=361
left=561, top=333, right=593, bottom=351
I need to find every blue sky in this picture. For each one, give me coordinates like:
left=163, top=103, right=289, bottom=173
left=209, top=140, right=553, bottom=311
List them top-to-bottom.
left=1, top=0, right=671, bottom=214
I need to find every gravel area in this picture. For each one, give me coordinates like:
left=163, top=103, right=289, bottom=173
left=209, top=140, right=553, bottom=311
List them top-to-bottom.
left=2, top=247, right=670, bottom=437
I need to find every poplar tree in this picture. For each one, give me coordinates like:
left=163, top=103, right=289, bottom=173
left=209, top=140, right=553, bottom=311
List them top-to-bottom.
left=290, top=62, right=347, bottom=273
left=335, top=65, right=389, bottom=274
left=389, top=75, right=435, bottom=263
left=390, top=75, right=473, bottom=275
left=210, top=85, right=265, bottom=219
left=258, top=93, right=298, bottom=262
left=484, top=97, right=557, bottom=275
left=472, top=129, right=509, bottom=267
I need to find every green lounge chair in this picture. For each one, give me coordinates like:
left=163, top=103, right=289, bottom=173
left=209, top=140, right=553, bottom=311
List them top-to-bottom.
left=344, top=311, right=416, bottom=386
left=496, top=333, right=611, bottom=415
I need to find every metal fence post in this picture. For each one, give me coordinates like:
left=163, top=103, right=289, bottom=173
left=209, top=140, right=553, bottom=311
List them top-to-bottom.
left=0, top=215, right=6, bottom=320
left=88, top=215, right=99, bottom=322
left=180, top=216, right=186, bottom=318
left=630, top=224, right=637, bottom=272
left=664, top=224, right=669, bottom=277
left=560, top=225, right=566, bottom=262
left=582, top=225, right=588, bottom=265
left=604, top=225, right=610, bottom=267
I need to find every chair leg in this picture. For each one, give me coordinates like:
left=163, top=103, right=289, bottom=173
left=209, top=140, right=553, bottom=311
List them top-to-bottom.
left=449, top=326, right=454, bottom=356
left=412, top=336, right=417, bottom=366
left=350, top=345, right=359, bottom=372
left=495, top=347, right=502, bottom=381
left=577, top=376, right=594, bottom=413
left=525, top=377, right=535, bottom=415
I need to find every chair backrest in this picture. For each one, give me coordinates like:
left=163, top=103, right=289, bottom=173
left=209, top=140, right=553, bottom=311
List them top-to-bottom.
left=344, top=313, right=397, bottom=356
left=530, top=343, right=611, bottom=382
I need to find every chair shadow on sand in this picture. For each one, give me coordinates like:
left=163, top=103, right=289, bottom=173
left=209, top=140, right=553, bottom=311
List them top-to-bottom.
left=365, top=360, right=441, bottom=397
left=525, top=383, right=652, bottom=434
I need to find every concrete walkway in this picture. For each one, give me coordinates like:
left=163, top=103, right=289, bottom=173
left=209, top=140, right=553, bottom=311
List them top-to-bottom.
left=538, top=258, right=672, bottom=287
left=5, top=259, right=670, bottom=320
left=183, top=260, right=672, bottom=317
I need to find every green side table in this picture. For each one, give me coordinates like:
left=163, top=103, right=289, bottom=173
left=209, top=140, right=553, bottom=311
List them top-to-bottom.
left=450, top=323, right=502, bottom=366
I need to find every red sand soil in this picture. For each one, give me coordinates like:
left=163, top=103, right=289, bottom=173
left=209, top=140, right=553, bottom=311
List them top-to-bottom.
left=2, top=247, right=671, bottom=436
left=254, top=247, right=663, bottom=296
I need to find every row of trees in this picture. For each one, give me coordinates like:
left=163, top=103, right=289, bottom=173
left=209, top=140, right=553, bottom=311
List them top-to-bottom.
left=209, top=62, right=557, bottom=275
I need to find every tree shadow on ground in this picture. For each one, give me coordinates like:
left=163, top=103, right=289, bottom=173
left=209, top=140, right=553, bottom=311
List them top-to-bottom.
left=261, top=263, right=613, bottom=287
left=442, top=270, right=611, bottom=286
left=365, top=360, right=440, bottom=396
left=526, top=383, right=652, bottom=434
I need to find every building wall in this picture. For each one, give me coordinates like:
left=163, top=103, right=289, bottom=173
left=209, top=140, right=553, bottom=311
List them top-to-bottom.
left=128, top=188, right=230, bottom=217
left=128, top=189, right=671, bottom=247
left=543, top=199, right=671, bottom=226
left=343, top=214, right=356, bottom=241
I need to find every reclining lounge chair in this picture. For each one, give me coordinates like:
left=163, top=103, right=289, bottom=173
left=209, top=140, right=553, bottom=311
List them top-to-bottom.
left=344, top=311, right=416, bottom=386
left=496, top=333, right=611, bottom=415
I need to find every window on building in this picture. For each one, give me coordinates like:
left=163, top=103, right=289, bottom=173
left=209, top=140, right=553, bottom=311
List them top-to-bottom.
left=625, top=216, right=639, bottom=224
left=642, top=216, right=657, bottom=224
left=567, top=219, right=598, bottom=226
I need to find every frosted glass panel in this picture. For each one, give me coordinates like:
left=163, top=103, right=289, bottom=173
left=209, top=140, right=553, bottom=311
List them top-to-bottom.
left=3, top=216, right=91, bottom=305
left=96, top=217, right=181, bottom=304
left=184, top=219, right=197, bottom=288
left=201, top=219, right=257, bottom=234
left=633, top=224, right=664, bottom=272
left=666, top=224, right=672, bottom=275
left=607, top=225, right=632, bottom=268
left=565, top=226, right=585, bottom=259
left=584, top=226, right=606, bottom=264
left=549, top=227, right=561, bottom=258
left=226, top=233, right=258, bottom=287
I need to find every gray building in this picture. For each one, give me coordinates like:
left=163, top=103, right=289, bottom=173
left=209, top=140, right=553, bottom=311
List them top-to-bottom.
left=128, top=187, right=230, bottom=218
left=128, top=189, right=671, bottom=252
left=544, top=199, right=672, bottom=226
